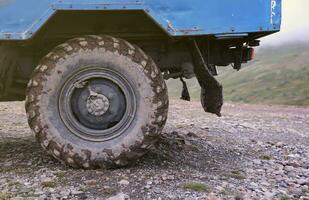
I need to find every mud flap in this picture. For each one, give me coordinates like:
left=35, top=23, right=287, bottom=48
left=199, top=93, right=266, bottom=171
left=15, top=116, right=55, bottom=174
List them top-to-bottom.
left=189, top=39, right=223, bottom=117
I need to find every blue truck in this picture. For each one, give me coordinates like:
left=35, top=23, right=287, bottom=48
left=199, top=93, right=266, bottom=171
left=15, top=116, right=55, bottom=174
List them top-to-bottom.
left=0, top=0, right=281, bottom=168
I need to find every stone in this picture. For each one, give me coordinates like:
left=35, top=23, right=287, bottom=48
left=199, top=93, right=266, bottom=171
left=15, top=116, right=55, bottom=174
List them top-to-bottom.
left=187, top=132, right=198, bottom=138
left=275, top=142, right=284, bottom=147
left=253, top=159, right=262, bottom=165
left=287, top=161, right=301, bottom=168
left=285, top=166, right=295, bottom=172
left=297, top=178, right=308, bottom=185
left=84, top=179, right=97, bottom=186
left=119, top=179, right=130, bottom=185
left=144, top=185, right=151, bottom=189
left=71, top=190, right=84, bottom=195
left=107, top=193, right=130, bottom=200
left=208, top=193, right=217, bottom=200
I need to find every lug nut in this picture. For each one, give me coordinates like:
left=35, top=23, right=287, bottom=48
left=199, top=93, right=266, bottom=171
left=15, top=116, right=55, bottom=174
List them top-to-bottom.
left=95, top=86, right=101, bottom=92
left=108, top=93, right=114, bottom=99
left=82, top=95, right=88, bottom=101
left=108, top=107, right=116, bottom=115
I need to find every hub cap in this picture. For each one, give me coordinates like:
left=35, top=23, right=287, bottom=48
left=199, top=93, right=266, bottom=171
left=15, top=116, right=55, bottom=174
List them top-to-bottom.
left=58, top=67, right=136, bottom=142
left=86, top=90, right=110, bottom=116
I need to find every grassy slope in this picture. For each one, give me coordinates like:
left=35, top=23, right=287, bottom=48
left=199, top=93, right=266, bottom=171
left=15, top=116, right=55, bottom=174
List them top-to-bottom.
left=167, top=43, right=309, bottom=106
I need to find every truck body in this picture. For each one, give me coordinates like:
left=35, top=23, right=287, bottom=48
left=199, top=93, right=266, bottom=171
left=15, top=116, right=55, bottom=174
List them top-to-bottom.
left=0, top=0, right=282, bottom=168
left=0, top=0, right=281, bottom=39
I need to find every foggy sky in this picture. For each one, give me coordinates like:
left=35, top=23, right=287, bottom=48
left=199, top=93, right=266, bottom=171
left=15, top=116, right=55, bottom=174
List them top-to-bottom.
left=262, top=0, right=309, bottom=46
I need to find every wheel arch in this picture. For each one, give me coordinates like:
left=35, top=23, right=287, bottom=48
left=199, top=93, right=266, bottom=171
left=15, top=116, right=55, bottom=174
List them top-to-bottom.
left=0, top=9, right=174, bottom=102
left=3, top=9, right=171, bottom=42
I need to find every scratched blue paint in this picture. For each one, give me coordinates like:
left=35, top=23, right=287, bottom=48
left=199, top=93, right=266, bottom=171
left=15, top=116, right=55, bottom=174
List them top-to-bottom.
left=0, top=0, right=282, bottom=40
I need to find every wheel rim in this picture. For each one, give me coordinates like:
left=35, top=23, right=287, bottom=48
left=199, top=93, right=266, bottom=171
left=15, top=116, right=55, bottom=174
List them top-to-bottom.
left=58, top=66, right=136, bottom=142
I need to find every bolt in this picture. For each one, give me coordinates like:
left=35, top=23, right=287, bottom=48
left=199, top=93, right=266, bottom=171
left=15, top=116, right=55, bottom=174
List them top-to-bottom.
left=74, top=81, right=87, bottom=89
left=94, top=86, right=101, bottom=92
left=108, top=93, right=114, bottom=99
left=81, top=94, right=88, bottom=101
left=108, top=107, right=116, bottom=115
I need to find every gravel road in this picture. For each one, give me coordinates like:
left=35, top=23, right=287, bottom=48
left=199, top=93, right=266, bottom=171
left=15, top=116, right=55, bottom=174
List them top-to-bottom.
left=0, top=100, right=308, bottom=200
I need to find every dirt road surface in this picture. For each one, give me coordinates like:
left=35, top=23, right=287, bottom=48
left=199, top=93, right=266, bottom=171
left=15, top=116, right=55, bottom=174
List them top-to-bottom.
left=0, top=100, right=308, bottom=200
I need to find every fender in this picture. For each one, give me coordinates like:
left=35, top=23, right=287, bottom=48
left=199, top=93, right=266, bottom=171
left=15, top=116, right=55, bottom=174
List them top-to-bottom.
left=0, top=0, right=281, bottom=40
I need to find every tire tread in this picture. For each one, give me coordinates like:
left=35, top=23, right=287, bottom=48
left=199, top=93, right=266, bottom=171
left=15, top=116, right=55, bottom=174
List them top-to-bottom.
left=25, top=35, right=169, bottom=169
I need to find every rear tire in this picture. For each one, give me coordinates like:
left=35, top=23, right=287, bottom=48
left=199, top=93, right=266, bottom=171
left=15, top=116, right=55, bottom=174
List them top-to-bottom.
left=25, top=35, right=169, bottom=168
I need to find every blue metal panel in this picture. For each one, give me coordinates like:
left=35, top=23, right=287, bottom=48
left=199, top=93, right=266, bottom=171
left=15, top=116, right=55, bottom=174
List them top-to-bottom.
left=0, top=0, right=282, bottom=40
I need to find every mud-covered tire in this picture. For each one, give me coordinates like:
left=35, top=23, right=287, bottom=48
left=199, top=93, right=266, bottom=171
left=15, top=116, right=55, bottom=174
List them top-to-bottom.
left=25, top=35, right=169, bottom=169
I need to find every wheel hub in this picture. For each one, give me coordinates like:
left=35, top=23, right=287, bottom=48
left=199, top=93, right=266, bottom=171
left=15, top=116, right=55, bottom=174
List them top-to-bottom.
left=58, top=67, right=136, bottom=142
left=86, top=89, right=110, bottom=116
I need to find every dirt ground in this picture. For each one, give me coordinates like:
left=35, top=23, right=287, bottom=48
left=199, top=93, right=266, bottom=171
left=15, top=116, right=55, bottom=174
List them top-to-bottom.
left=0, top=100, right=308, bottom=200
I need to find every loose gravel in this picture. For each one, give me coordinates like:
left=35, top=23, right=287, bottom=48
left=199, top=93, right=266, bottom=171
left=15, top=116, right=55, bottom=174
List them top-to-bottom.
left=0, top=100, right=308, bottom=200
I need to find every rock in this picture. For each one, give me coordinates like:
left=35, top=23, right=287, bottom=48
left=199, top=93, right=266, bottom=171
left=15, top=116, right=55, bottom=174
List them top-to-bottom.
left=201, top=126, right=209, bottom=130
left=187, top=132, right=198, bottom=138
left=275, top=142, right=284, bottom=147
left=287, top=154, right=300, bottom=159
left=253, top=159, right=262, bottom=165
left=3, top=161, right=13, bottom=167
left=287, top=161, right=301, bottom=168
left=285, top=166, right=295, bottom=172
left=274, top=169, right=285, bottom=175
left=41, top=177, right=53, bottom=182
left=41, top=177, right=55, bottom=188
left=297, top=178, right=308, bottom=185
left=84, top=179, right=97, bottom=186
left=119, top=179, right=130, bottom=185
left=260, top=181, right=270, bottom=187
left=250, top=182, right=258, bottom=189
left=215, top=186, right=224, bottom=191
left=47, top=187, right=55, bottom=193
left=288, top=187, right=302, bottom=196
left=34, top=190, right=44, bottom=196
left=60, top=190, right=70, bottom=196
left=71, top=190, right=84, bottom=195
left=264, top=191, right=275, bottom=199
left=107, top=193, right=129, bottom=200
left=208, top=193, right=217, bottom=200
left=38, top=194, right=47, bottom=200
left=13, top=197, right=23, bottom=200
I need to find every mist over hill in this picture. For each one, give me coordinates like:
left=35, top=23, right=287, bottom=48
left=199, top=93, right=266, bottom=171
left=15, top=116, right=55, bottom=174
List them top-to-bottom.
left=167, top=42, right=309, bottom=106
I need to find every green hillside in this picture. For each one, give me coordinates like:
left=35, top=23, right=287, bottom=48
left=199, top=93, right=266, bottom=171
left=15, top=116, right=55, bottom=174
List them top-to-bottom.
left=167, top=43, right=309, bottom=106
